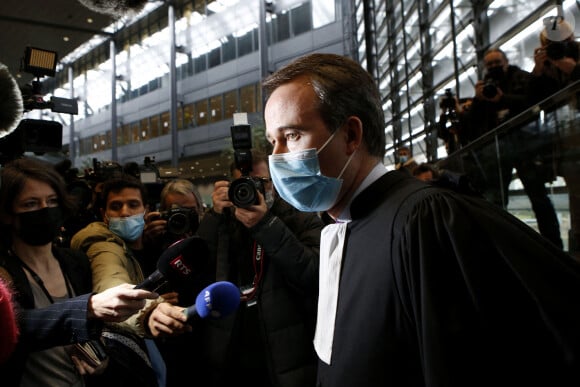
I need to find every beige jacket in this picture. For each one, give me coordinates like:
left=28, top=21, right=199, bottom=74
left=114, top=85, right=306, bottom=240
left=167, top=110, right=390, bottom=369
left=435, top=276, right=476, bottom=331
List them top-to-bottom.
left=70, top=221, right=161, bottom=337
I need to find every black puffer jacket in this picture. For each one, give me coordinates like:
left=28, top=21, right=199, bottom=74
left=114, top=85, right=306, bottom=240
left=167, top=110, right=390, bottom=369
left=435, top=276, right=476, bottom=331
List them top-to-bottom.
left=196, top=197, right=323, bottom=387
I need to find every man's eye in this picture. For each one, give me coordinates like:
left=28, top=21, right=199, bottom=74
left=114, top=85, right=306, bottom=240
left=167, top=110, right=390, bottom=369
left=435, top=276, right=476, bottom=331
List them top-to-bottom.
left=286, top=132, right=299, bottom=141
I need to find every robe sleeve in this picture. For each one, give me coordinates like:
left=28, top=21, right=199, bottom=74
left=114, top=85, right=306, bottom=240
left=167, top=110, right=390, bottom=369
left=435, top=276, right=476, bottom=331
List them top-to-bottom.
left=392, top=189, right=580, bottom=386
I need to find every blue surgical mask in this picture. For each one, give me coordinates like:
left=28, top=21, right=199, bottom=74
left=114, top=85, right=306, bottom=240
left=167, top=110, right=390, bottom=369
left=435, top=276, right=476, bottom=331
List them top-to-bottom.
left=268, top=131, right=354, bottom=212
left=399, top=155, right=409, bottom=164
left=107, top=213, right=145, bottom=242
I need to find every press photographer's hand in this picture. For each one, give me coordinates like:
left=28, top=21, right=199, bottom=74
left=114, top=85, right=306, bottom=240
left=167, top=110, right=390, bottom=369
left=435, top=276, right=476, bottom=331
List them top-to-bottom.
left=212, top=180, right=234, bottom=214
left=234, top=190, right=268, bottom=228
left=144, top=211, right=167, bottom=242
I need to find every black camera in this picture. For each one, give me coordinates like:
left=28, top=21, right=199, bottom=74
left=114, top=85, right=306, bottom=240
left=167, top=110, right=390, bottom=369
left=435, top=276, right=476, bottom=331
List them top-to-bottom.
left=545, top=40, right=579, bottom=61
left=482, top=66, right=504, bottom=99
left=482, top=80, right=498, bottom=98
left=441, top=88, right=456, bottom=109
left=228, top=120, right=264, bottom=208
left=229, top=176, right=268, bottom=208
left=160, top=206, right=199, bottom=235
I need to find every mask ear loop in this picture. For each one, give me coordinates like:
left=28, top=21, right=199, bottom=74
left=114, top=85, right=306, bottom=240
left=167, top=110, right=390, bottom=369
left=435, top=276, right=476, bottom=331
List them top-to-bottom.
left=317, top=130, right=339, bottom=155
left=337, top=150, right=356, bottom=180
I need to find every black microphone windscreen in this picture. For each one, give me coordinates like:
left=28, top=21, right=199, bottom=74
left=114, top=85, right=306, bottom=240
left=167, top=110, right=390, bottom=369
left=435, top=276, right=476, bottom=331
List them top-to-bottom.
left=77, top=0, right=148, bottom=18
left=0, top=63, right=23, bottom=139
left=156, top=236, right=213, bottom=300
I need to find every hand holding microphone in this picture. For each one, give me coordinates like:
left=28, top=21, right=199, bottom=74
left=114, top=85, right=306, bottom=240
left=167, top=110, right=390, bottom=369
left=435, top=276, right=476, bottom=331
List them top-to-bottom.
left=147, top=281, right=241, bottom=337
left=184, top=281, right=241, bottom=321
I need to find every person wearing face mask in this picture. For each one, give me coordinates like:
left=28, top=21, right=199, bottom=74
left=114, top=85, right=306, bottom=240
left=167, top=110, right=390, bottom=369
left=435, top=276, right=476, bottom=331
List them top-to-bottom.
left=461, top=48, right=563, bottom=248
left=262, top=53, right=580, bottom=387
left=394, top=145, right=418, bottom=175
left=194, top=149, right=324, bottom=387
left=0, top=158, right=160, bottom=386
left=70, top=175, right=192, bottom=387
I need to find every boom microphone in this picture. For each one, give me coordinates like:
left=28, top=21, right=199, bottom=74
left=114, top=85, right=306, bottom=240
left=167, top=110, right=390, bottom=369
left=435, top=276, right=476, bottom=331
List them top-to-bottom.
left=77, top=0, right=149, bottom=18
left=0, top=63, right=24, bottom=140
left=134, top=236, right=209, bottom=292
left=0, top=277, right=19, bottom=363
left=184, top=281, right=241, bottom=320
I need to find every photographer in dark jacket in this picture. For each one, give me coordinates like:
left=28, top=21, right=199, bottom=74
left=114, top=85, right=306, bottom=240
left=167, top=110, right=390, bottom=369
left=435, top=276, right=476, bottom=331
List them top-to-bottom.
left=530, top=18, right=580, bottom=257
left=462, top=48, right=563, bottom=248
left=196, top=150, right=323, bottom=387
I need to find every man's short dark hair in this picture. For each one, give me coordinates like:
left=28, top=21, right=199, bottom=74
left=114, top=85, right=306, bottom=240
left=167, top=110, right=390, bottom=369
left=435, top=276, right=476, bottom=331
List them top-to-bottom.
left=263, top=53, right=386, bottom=159
left=101, top=174, right=148, bottom=207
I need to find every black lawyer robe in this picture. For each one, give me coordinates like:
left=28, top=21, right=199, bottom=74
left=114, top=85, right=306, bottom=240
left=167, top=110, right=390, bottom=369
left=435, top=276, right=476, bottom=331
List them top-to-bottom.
left=316, top=170, right=580, bottom=387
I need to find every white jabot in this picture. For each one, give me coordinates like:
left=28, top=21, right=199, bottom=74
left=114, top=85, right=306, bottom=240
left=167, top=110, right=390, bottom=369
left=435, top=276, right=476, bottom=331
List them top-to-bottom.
left=314, top=162, right=387, bottom=364
left=313, top=221, right=349, bottom=364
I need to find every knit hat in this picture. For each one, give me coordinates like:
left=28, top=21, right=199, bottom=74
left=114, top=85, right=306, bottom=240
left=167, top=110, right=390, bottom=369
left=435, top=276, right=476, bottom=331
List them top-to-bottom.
left=541, top=16, right=575, bottom=42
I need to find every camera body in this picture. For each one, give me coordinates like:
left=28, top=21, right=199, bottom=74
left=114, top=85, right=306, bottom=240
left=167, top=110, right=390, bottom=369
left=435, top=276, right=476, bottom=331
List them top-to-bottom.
left=545, top=40, right=579, bottom=60
left=482, top=66, right=504, bottom=99
left=482, top=78, right=499, bottom=98
left=441, top=88, right=456, bottom=110
left=228, top=121, right=264, bottom=208
left=228, top=176, right=267, bottom=208
left=160, top=206, right=199, bottom=235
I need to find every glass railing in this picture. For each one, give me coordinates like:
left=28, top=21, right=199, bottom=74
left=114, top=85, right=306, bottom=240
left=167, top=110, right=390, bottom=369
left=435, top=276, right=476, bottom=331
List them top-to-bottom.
left=437, top=80, right=580, bottom=257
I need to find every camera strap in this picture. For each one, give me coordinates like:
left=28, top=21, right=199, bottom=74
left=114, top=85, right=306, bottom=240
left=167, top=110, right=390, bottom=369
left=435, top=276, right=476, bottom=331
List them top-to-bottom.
left=240, top=241, right=265, bottom=304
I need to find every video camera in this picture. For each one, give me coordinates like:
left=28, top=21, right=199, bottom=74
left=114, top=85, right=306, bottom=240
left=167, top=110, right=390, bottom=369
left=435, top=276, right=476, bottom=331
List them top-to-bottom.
left=20, top=47, right=78, bottom=115
left=228, top=113, right=266, bottom=208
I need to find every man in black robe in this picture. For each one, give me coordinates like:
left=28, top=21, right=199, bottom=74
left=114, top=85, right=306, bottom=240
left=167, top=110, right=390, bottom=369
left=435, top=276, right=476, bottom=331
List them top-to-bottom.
left=262, top=53, right=580, bottom=386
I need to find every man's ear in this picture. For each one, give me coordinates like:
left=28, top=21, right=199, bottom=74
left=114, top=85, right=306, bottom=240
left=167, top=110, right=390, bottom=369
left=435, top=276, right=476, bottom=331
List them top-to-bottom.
left=344, top=116, right=364, bottom=154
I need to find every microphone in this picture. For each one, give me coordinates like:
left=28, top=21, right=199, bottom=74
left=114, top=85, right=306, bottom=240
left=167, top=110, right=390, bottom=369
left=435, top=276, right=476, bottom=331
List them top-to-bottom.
left=77, top=0, right=149, bottom=18
left=0, top=63, right=23, bottom=140
left=134, top=236, right=209, bottom=292
left=0, top=278, right=19, bottom=363
left=184, top=281, right=241, bottom=320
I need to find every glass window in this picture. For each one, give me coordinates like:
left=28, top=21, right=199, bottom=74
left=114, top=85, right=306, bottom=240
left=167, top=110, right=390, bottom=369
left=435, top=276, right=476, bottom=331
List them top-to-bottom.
left=313, top=0, right=335, bottom=28
left=292, top=3, right=312, bottom=35
left=272, top=12, right=290, bottom=43
left=237, top=30, right=254, bottom=57
left=222, top=35, right=236, bottom=63
left=208, top=47, right=221, bottom=68
left=194, top=55, right=207, bottom=73
left=240, top=84, right=257, bottom=113
left=224, top=90, right=238, bottom=120
left=209, top=94, right=223, bottom=123
left=195, top=99, right=209, bottom=126
left=183, top=103, right=195, bottom=128
left=160, top=112, right=170, bottom=136
left=150, top=114, right=161, bottom=138
left=140, top=118, right=150, bottom=140
left=131, top=122, right=140, bottom=143
left=122, top=123, right=131, bottom=146
left=105, top=131, right=112, bottom=150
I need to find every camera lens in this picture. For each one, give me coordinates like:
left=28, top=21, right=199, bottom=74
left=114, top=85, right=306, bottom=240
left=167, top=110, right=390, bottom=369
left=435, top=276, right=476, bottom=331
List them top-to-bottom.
left=482, top=82, right=498, bottom=98
left=229, top=178, right=259, bottom=208
left=167, top=212, right=189, bottom=235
